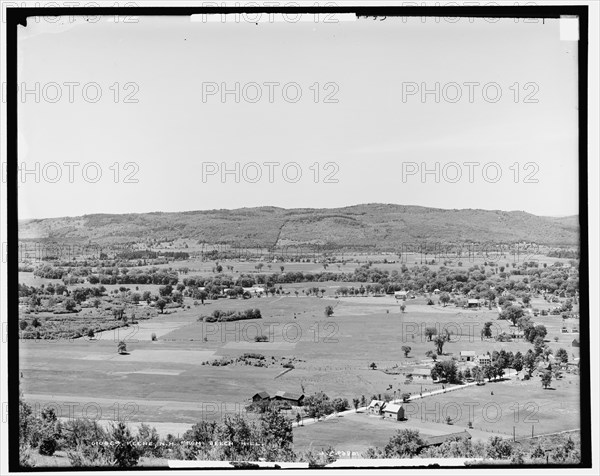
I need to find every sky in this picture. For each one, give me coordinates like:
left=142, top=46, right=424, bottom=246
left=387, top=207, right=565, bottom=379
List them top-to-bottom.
left=15, top=14, right=580, bottom=219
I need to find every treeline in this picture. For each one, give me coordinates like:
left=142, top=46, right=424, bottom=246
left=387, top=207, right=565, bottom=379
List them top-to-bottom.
left=546, top=249, right=579, bottom=259
left=115, top=250, right=189, bottom=260
left=31, top=260, right=578, bottom=300
left=183, top=261, right=579, bottom=299
left=87, top=268, right=178, bottom=285
left=201, top=309, right=262, bottom=323
left=19, top=395, right=580, bottom=468
left=18, top=396, right=337, bottom=468
left=364, top=429, right=580, bottom=464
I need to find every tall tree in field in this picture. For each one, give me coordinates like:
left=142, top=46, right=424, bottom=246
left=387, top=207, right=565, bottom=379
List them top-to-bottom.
left=156, top=299, right=167, bottom=314
left=500, top=305, right=525, bottom=326
left=481, top=322, right=493, bottom=340
left=425, top=327, right=437, bottom=341
left=434, top=334, right=448, bottom=355
left=555, top=348, right=569, bottom=363
left=523, top=351, right=537, bottom=377
left=512, top=352, right=524, bottom=372
left=472, top=366, right=484, bottom=384
left=541, top=371, right=552, bottom=389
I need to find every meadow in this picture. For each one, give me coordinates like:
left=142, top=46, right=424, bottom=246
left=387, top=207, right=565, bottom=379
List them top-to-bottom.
left=18, top=249, right=581, bottom=463
left=19, top=288, right=579, bottom=436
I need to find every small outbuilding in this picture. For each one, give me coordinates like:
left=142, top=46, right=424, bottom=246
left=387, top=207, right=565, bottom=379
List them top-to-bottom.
left=395, top=291, right=409, bottom=301
left=460, top=351, right=477, bottom=362
left=408, top=368, right=433, bottom=381
left=252, top=391, right=270, bottom=402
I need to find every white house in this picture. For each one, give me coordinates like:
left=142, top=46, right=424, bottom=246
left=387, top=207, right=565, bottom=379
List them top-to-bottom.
left=243, top=286, right=265, bottom=295
left=395, top=291, right=409, bottom=301
left=460, top=351, right=477, bottom=362
left=476, top=354, right=491, bottom=366
left=367, top=400, right=386, bottom=415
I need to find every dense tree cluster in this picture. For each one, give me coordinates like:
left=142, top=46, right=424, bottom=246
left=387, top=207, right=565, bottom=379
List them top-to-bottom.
left=179, top=261, right=578, bottom=301
left=87, top=267, right=178, bottom=285
left=201, top=308, right=262, bottom=323
left=302, top=392, right=348, bottom=420
left=364, top=428, right=580, bottom=463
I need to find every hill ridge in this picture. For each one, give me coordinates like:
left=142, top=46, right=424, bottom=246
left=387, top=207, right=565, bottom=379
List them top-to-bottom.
left=18, top=204, right=579, bottom=248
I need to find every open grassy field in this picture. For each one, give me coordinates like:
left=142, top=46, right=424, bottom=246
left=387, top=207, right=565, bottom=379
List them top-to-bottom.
left=18, top=250, right=581, bottom=461
left=20, top=288, right=580, bottom=430
left=403, top=373, right=580, bottom=437
left=292, top=375, right=580, bottom=456
left=293, top=411, right=430, bottom=456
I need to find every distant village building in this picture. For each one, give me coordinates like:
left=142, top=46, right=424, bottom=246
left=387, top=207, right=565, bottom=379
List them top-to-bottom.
left=244, top=286, right=265, bottom=295
left=395, top=291, right=409, bottom=301
left=467, top=299, right=480, bottom=308
left=460, top=351, right=477, bottom=362
left=476, top=354, right=491, bottom=366
left=567, top=358, right=580, bottom=373
left=382, top=403, right=405, bottom=421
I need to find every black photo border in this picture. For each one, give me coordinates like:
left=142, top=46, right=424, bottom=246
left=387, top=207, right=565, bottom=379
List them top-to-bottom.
left=5, top=3, right=591, bottom=472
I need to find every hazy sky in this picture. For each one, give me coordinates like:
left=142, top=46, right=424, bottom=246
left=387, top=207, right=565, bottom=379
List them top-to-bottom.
left=16, top=15, right=579, bottom=219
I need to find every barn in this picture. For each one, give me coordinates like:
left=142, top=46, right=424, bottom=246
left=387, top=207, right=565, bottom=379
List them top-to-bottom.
left=252, top=391, right=270, bottom=402
left=273, top=391, right=304, bottom=406
left=382, top=403, right=405, bottom=421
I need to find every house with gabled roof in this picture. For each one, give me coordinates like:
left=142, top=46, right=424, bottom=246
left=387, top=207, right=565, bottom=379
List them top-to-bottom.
left=408, top=368, right=433, bottom=381
left=252, top=391, right=270, bottom=402
left=273, top=391, right=304, bottom=406
left=367, top=399, right=386, bottom=415
left=382, top=403, right=405, bottom=421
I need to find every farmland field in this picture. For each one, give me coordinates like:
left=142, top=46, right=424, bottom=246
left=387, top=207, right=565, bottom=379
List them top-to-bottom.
left=19, top=271, right=581, bottom=448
